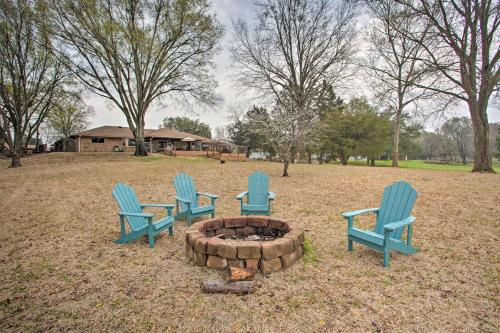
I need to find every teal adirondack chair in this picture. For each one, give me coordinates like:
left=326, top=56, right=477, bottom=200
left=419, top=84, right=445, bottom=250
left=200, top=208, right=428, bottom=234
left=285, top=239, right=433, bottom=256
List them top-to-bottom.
left=237, top=171, right=275, bottom=215
left=173, top=173, right=217, bottom=226
left=341, top=180, right=418, bottom=267
left=112, top=183, right=175, bottom=248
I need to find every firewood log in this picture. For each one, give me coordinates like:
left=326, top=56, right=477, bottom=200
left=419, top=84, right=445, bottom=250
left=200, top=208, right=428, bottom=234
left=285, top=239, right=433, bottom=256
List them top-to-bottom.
left=201, top=280, right=256, bottom=294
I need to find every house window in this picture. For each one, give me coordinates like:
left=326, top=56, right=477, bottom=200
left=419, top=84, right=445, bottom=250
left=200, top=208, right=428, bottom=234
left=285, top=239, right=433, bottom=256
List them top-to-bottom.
left=91, top=137, right=104, bottom=143
left=128, top=139, right=136, bottom=146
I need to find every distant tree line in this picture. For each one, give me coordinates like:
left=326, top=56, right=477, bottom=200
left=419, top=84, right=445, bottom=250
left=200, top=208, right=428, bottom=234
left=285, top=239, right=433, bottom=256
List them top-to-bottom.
left=227, top=96, right=484, bottom=166
left=162, top=117, right=212, bottom=139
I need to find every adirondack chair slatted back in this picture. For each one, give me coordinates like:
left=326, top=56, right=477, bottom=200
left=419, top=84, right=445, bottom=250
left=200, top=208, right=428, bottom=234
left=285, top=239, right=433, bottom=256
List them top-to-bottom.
left=247, top=171, right=269, bottom=206
left=174, top=173, right=198, bottom=211
left=374, top=181, right=418, bottom=239
left=112, top=183, right=146, bottom=231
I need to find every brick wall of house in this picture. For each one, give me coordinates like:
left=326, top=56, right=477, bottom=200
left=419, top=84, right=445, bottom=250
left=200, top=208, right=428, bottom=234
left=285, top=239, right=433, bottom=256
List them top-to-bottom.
left=79, top=137, right=125, bottom=152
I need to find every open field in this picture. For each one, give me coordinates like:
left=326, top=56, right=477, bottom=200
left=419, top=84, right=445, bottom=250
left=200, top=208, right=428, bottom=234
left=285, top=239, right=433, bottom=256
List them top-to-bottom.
left=0, top=153, right=499, bottom=332
left=346, top=159, right=500, bottom=172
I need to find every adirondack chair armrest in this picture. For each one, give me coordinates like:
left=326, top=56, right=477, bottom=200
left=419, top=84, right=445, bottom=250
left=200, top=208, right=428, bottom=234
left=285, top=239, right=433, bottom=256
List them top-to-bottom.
left=236, top=191, right=248, bottom=200
left=196, top=192, right=218, bottom=199
left=197, top=192, right=218, bottom=206
left=268, top=192, right=276, bottom=200
left=174, top=196, right=191, bottom=206
left=141, top=203, right=175, bottom=216
left=341, top=207, right=380, bottom=219
left=118, top=212, right=154, bottom=219
left=384, top=216, right=416, bottom=231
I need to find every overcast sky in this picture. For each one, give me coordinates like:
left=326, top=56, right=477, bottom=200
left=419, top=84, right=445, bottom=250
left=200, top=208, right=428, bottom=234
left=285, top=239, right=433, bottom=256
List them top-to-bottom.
left=84, top=0, right=500, bottom=134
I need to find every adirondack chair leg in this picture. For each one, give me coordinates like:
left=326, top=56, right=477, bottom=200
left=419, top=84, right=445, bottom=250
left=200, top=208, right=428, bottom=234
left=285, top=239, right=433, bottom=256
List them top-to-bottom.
left=211, top=212, right=215, bottom=218
left=187, top=214, right=192, bottom=226
left=114, top=216, right=127, bottom=244
left=148, top=221, right=154, bottom=248
left=407, top=225, right=412, bottom=246
left=168, top=226, right=174, bottom=236
left=383, top=230, right=390, bottom=267
left=347, top=238, right=353, bottom=251
left=383, top=249, right=390, bottom=267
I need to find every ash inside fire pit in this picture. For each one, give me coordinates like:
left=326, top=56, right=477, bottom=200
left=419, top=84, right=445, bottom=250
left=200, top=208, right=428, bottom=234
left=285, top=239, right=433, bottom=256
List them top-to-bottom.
left=185, top=216, right=305, bottom=274
left=221, top=228, right=286, bottom=241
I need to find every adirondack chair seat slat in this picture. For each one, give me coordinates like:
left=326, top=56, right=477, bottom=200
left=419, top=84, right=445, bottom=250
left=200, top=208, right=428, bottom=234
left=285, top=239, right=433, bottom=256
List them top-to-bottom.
left=237, top=172, right=275, bottom=216
left=173, top=173, right=217, bottom=225
left=342, top=180, right=418, bottom=267
left=113, top=183, right=175, bottom=248
left=242, top=204, right=269, bottom=212
left=191, top=205, right=215, bottom=215
left=153, top=216, right=175, bottom=231
left=349, top=228, right=403, bottom=247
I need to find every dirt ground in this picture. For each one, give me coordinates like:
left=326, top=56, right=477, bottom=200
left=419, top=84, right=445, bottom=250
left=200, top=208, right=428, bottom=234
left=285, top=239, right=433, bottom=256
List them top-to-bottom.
left=0, top=153, right=498, bottom=332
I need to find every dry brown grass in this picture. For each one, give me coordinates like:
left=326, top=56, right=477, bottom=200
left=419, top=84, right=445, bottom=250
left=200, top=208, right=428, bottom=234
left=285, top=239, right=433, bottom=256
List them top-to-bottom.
left=0, top=153, right=498, bottom=332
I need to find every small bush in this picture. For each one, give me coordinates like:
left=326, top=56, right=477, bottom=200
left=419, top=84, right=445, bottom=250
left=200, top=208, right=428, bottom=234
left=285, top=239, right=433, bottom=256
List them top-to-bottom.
left=302, top=236, right=318, bottom=264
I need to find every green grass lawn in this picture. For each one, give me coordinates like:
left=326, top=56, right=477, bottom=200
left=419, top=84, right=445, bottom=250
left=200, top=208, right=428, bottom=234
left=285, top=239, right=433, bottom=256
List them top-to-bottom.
left=345, top=159, right=500, bottom=171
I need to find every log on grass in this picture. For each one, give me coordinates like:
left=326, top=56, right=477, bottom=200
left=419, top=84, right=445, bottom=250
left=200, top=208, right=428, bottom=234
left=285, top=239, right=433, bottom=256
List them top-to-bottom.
left=224, top=267, right=257, bottom=282
left=201, top=280, right=256, bottom=294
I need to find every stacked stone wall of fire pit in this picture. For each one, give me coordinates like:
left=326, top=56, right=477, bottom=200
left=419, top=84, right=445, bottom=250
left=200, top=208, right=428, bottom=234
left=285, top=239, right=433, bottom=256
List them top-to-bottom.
left=185, top=216, right=305, bottom=274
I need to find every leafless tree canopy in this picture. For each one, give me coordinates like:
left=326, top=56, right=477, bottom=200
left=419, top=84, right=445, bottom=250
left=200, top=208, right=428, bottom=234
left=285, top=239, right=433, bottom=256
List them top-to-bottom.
left=0, top=0, right=65, bottom=167
left=50, top=0, right=223, bottom=155
left=231, top=0, right=358, bottom=176
left=232, top=0, right=357, bottom=107
left=362, top=0, right=450, bottom=167
left=395, top=0, right=500, bottom=172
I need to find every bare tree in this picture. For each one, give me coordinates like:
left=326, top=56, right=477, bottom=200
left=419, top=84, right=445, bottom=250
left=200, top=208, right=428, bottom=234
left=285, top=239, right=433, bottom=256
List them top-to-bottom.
left=0, top=0, right=65, bottom=167
left=51, top=0, right=223, bottom=156
left=231, top=0, right=357, bottom=176
left=363, top=0, right=449, bottom=167
left=395, top=0, right=500, bottom=172
left=47, top=92, right=94, bottom=151
left=250, top=96, right=313, bottom=176
left=441, top=116, right=473, bottom=165
left=213, top=126, right=226, bottom=141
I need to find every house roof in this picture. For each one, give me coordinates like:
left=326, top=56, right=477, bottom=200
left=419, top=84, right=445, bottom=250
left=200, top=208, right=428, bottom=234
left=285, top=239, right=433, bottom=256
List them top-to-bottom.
left=75, top=125, right=214, bottom=143
left=75, top=126, right=151, bottom=139
left=147, top=128, right=215, bottom=143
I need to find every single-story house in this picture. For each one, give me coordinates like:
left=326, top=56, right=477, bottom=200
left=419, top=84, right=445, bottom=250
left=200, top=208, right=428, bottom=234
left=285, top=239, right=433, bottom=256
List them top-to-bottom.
left=65, top=125, right=216, bottom=153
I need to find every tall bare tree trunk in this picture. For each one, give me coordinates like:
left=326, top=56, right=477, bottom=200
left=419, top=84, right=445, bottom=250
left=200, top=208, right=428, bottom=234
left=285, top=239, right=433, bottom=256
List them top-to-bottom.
left=470, top=102, right=493, bottom=172
left=392, top=112, right=401, bottom=167
left=134, top=125, right=148, bottom=156
left=10, top=128, right=22, bottom=168
left=283, top=160, right=289, bottom=177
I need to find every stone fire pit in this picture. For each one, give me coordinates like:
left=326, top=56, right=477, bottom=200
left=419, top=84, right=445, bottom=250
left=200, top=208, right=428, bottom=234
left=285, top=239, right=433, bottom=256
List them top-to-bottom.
left=185, top=216, right=305, bottom=274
